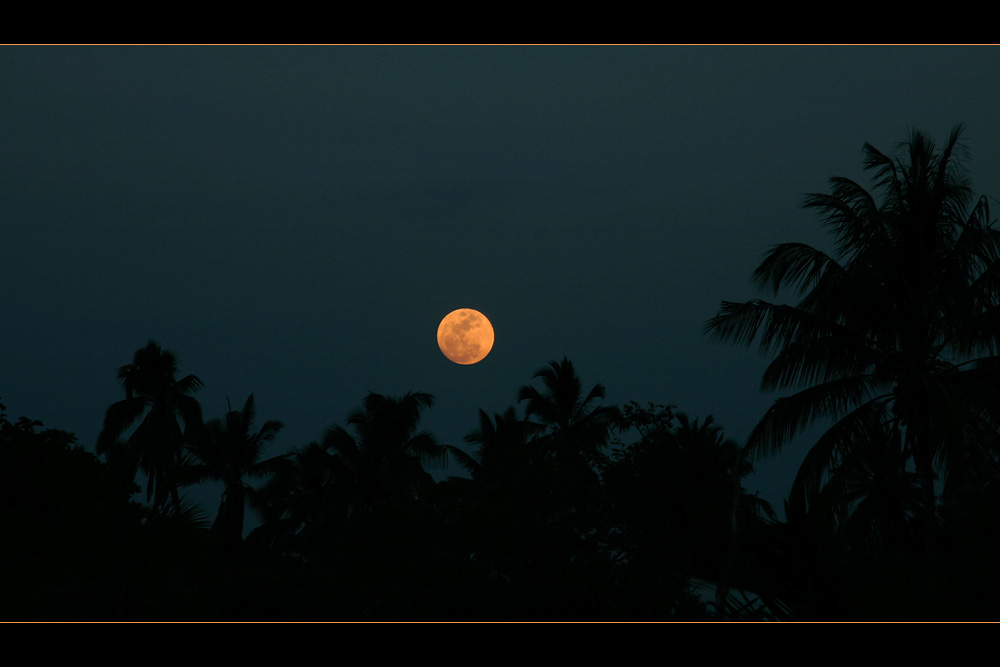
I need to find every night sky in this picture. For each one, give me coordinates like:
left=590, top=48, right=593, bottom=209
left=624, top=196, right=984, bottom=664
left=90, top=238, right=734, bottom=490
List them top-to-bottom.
left=3, top=46, right=999, bottom=514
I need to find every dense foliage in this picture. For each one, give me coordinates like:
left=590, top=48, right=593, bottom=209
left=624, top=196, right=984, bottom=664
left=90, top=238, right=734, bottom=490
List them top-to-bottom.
left=1, top=360, right=751, bottom=620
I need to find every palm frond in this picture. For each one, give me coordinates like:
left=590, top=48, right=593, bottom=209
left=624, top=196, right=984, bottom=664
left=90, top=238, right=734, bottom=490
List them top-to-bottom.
left=803, top=177, right=889, bottom=261
left=752, top=243, right=844, bottom=296
left=706, top=299, right=865, bottom=356
left=760, top=333, right=884, bottom=392
left=174, top=373, right=204, bottom=395
left=745, top=375, right=885, bottom=461
left=96, top=396, right=147, bottom=453
left=786, top=396, right=895, bottom=517
left=407, top=430, right=448, bottom=467
left=445, top=443, right=482, bottom=477
left=247, top=452, right=292, bottom=479
left=150, top=494, right=211, bottom=531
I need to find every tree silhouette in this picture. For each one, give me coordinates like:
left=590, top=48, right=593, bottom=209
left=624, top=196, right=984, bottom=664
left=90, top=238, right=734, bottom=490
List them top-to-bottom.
left=707, top=125, right=1000, bottom=577
left=97, top=341, right=204, bottom=511
left=518, top=357, right=619, bottom=462
left=323, top=391, right=447, bottom=511
left=318, top=392, right=450, bottom=617
left=187, top=394, right=285, bottom=560
left=0, top=402, right=122, bottom=618
left=605, top=404, right=770, bottom=617
left=442, top=406, right=559, bottom=614
left=447, top=406, right=541, bottom=486
left=247, top=440, right=343, bottom=560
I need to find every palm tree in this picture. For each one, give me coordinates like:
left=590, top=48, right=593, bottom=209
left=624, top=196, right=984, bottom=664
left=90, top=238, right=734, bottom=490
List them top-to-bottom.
left=706, top=125, right=1000, bottom=565
left=97, top=341, right=204, bottom=511
left=518, top=357, right=619, bottom=461
left=517, top=361, right=619, bottom=587
left=249, top=392, right=434, bottom=564
left=324, top=392, right=447, bottom=511
left=319, top=393, right=449, bottom=616
left=187, top=394, right=285, bottom=558
left=605, top=405, right=771, bottom=616
left=446, top=406, right=550, bottom=537
left=448, top=407, right=541, bottom=485
left=442, top=408, right=543, bottom=585
left=669, top=413, right=773, bottom=613
left=247, top=441, right=343, bottom=559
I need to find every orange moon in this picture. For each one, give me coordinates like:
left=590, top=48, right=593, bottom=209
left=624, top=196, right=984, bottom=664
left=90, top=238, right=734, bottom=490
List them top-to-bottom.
left=437, top=308, right=495, bottom=365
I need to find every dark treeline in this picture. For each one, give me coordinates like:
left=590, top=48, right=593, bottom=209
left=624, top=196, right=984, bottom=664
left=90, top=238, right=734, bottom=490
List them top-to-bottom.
left=5, top=126, right=1000, bottom=620
left=0, top=359, right=751, bottom=620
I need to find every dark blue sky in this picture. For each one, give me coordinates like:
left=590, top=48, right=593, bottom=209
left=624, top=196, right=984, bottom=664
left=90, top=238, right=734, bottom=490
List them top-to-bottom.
left=3, top=46, right=999, bottom=511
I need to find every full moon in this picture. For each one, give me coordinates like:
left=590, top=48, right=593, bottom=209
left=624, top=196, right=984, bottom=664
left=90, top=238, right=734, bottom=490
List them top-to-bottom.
left=437, top=308, right=495, bottom=365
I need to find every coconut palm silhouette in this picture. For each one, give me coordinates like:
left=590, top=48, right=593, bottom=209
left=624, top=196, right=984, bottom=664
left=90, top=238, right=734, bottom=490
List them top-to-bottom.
left=707, top=125, right=1000, bottom=571
left=97, top=341, right=204, bottom=511
left=187, top=394, right=285, bottom=560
